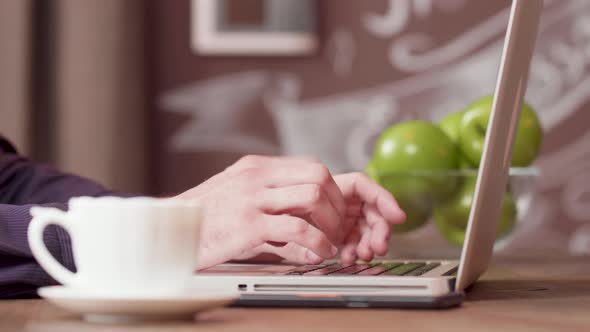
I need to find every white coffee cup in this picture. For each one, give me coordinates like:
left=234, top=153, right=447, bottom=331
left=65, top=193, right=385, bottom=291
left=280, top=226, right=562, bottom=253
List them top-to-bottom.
left=28, top=196, right=201, bottom=295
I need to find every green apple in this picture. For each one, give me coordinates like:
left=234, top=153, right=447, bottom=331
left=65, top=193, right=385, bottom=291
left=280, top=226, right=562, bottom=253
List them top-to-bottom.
left=459, top=95, right=543, bottom=167
left=439, top=111, right=464, bottom=142
left=439, top=111, right=478, bottom=170
left=370, top=120, right=460, bottom=200
left=372, top=120, right=459, bottom=172
left=369, top=121, right=460, bottom=232
left=458, top=158, right=477, bottom=169
left=364, top=160, right=379, bottom=182
left=366, top=160, right=435, bottom=232
left=378, top=173, right=435, bottom=232
left=433, top=176, right=517, bottom=246
left=391, top=191, right=433, bottom=232
left=433, top=215, right=466, bottom=247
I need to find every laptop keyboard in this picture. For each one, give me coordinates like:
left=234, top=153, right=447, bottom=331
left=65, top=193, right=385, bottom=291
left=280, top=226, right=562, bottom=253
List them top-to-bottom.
left=285, top=262, right=441, bottom=276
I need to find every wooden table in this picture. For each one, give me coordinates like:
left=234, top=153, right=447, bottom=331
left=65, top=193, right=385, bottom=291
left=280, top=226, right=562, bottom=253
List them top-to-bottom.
left=2, top=260, right=589, bottom=332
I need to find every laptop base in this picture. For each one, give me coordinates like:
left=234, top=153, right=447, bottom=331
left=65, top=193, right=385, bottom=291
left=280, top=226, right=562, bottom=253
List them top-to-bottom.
left=234, top=292, right=465, bottom=309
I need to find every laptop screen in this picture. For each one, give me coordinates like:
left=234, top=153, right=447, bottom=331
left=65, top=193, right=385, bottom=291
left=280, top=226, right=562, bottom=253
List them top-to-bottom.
left=455, top=0, right=544, bottom=291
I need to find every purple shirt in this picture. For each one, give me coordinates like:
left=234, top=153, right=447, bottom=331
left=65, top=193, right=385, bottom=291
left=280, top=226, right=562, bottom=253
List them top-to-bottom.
left=0, top=136, right=122, bottom=298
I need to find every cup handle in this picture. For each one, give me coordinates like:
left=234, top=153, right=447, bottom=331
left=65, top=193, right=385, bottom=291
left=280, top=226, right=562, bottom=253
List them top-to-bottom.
left=28, top=207, right=77, bottom=286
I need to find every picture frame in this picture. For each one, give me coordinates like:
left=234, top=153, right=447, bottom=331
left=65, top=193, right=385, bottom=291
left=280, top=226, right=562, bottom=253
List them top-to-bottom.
left=191, top=0, right=318, bottom=55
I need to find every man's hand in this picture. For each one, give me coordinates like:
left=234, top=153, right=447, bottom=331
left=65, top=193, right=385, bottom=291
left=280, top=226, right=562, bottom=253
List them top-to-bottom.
left=176, top=155, right=405, bottom=270
left=334, top=173, right=406, bottom=263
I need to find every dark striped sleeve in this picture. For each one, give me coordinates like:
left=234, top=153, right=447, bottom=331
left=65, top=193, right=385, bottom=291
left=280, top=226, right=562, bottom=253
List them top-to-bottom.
left=0, top=136, right=133, bottom=298
left=0, top=153, right=115, bottom=205
left=0, top=203, right=72, bottom=298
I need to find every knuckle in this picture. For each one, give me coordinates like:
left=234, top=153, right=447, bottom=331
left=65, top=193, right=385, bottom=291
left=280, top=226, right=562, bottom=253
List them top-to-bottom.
left=236, top=155, right=263, bottom=168
left=298, top=156, right=321, bottom=164
left=313, top=165, right=332, bottom=185
left=236, top=166, right=262, bottom=179
left=350, top=171, right=371, bottom=185
left=351, top=171, right=368, bottom=181
left=306, top=184, right=324, bottom=205
left=251, top=190, right=266, bottom=209
left=242, top=208, right=259, bottom=225
left=249, top=216, right=267, bottom=242
left=291, top=219, right=309, bottom=237
left=308, top=233, right=324, bottom=248
left=283, top=244, right=305, bottom=261
left=295, top=250, right=311, bottom=263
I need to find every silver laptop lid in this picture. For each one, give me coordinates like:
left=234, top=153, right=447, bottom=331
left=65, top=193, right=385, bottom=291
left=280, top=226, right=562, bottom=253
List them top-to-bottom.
left=455, top=0, right=543, bottom=291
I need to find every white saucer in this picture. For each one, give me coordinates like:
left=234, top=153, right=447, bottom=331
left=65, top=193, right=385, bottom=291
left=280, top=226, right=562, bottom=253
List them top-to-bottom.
left=38, top=286, right=238, bottom=323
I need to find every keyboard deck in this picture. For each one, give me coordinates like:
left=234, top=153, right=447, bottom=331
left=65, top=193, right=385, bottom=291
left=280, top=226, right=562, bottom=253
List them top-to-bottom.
left=285, top=262, right=441, bottom=276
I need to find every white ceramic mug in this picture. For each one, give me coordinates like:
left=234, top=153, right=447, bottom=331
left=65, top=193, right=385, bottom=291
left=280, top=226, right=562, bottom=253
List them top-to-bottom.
left=28, top=196, right=201, bottom=295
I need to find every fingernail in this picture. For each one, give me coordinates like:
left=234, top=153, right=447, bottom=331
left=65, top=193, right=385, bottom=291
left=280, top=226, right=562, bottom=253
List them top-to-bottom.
left=398, top=210, right=407, bottom=223
left=331, top=245, right=338, bottom=256
left=306, top=250, right=322, bottom=262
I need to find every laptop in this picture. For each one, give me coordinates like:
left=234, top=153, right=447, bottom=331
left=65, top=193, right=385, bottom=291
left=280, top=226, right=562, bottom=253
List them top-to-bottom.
left=192, top=0, right=543, bottom=308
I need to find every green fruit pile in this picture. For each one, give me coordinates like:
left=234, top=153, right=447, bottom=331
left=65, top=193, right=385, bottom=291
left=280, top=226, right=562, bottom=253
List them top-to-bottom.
left=365, top=95, right=543, bottom=245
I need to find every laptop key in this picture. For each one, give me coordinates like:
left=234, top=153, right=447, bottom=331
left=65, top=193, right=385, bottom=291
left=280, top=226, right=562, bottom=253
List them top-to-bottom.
left=356, top=262, right=403, bottom=276
left=380, top=262, right=425, bottom=276
left=405, top=262, right=441, bottom=276
left=286, top=263, right=335, bottom=275
left=305, top=264, right=354, bottom=275
left=330, top=264, right=374, bottom=275
left=443, top=266, right=459, bottom=276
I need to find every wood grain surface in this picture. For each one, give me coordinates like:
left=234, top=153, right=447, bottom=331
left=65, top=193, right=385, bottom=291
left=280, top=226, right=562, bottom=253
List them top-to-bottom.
left=1, top=260, right=589, bottom=332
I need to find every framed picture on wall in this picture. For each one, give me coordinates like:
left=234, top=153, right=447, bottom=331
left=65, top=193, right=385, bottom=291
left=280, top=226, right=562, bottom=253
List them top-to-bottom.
left=191, top=0, right=318, bottom=55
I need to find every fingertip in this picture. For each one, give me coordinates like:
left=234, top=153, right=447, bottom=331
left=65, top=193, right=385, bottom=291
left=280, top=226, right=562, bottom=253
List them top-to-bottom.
left=375, top=195, right=403, bottom=222
left=384, top=204, right=406, bottom=225
left=397, top=209, right=407, bottom=223
left=372, top=240, right=389, bottom=256
left=330, top=245, right=339, bottom=257
left=341, top=245, right=360, bottom=264
left=356, top=246, right=373, bottom=262
left=306, top=250, right=324, bottom=264
left=342, top=250, right=357, bottom=264
left=363, top=253, right=374, bottom=263
left=339, top=255, right=352, bottom=265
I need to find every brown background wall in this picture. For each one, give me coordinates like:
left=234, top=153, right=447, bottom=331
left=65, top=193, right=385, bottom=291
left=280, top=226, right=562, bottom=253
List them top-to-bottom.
left=150, top=0, right=590, bottom=257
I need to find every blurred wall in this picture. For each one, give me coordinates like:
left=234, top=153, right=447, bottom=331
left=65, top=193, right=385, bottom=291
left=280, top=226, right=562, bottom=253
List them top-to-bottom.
left=0, top=0, right=147, bottom=193
left=0, top=0, right=32, bottom=153
left=53, top=0, right=147, bottom=193
left=150, top=0, right=590, bottom=257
